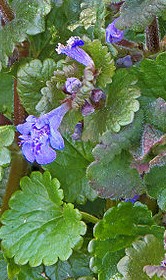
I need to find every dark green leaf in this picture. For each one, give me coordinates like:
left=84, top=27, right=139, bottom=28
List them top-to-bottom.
left=0, top=0, right=51, bottom=69
left=116, top=0, right=166, bottom=31
left=135, top=52, right=166, bottom=100
left=17, top=59, right=57, bottom=115
left=82, top=69, right=140, bottom=141
left=0, top=73, right=13, bottom=117
left=44, top=137, right=97, bottom=204
left=0, top=171, right=86, bottom=267
left=88, top=202, right=164, bottom=280
left=117, top=234, right=165, bottom=280
left=0, top=252, right=8, bottom=280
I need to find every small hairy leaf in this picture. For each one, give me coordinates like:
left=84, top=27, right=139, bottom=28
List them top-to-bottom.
left=0, top=0, right=51, bottom=69
left=116, top=0, right=166, bottom=31
left=84, top=40, right=115, bottom=89
left=135, top=52, right=166, bottom=100
left=17, top=59, right=57, bottom=115
left=0, top=126, right=15, bottom=166
left=44, top=136, right=97, bottom=204
left=0, top=171, right=86, bottom=267
left=88, top=203, right=164, bottom=280
left=117, top=234, right=165, bottom=280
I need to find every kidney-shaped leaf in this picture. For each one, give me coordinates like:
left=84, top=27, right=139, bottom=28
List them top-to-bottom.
left=0, top=171, right=86, bottom=267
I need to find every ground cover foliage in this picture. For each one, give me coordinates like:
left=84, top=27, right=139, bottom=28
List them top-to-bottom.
left=0, top=0, right=166, bottom=279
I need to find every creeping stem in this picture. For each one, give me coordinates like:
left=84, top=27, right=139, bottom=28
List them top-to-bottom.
left=0, top=0, right=14, bottom=22
left=146, top=17, right=160, bottom=53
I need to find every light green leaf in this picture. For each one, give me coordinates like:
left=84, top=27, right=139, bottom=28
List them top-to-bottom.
left=0, top=0, right=51, bottom=69
left=116, top=0, right=166, bottom=31
left=84, top=40, right=115, bottom=89
left=135, top=52, right=166, bottom=100
left=17, top=59, right=57, bottom=115
left=83, top=69, right=140, bottom=141
left=0, top=72, right=13, bottom=117
left=0, top=126, right=15, bottom=147
left=44, top=136, right=97, bottom=204
left=0, top=147, right=11, bottom=166
left=0, top=171, right=86, bottom=267
left=88, top=203, right=164, bottom=280
left=117, top=234, right=165, bottom=280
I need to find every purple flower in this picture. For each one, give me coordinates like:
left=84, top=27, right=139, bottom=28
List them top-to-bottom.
left=106, top=19, right=124, bottom=44
left=56, top=36, right=94, bottom=68
left=116, top=55, right=133, bottom=68
left=65, top=77, right=82, bottom=94
left=81, top=100, right=95, bottom=116
left=17, top=102, right=70, bottom=165
left=72, top=121, right=83, bottom=141
left=124, top=195, right=139, bottom=204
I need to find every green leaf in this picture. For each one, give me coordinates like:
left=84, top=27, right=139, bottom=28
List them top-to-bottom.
left=0, top=0, right=51, bottom=69
left=116, top=0, right=166, bottom=31
left=84, top=40, right=115, bottom=89
left=135, top=52, right=166, bottom=100
left=17, top=59, right=57, bottom=115
left=82, top=69, right=140, bottom=141
left=0, top=72, right=13, bottom=117
left=144, top=98, right=166, bottom=133
left=44, top=136, right=97, bottom=204
left=0, top=147, right=11, bottom=166
left=87, top=150, right=144, bottom=199
left=145, top=165, right=166, bottom=211
left=0, top=171, right=86, bottom=267
left=88, top=203, right=164, bottom=280
left=117, top=234, right=165, bottom=280
left=45, top=251, right=93, bottom=279
left=0, top=252, right=8, bottom=280
left=16, top=264, right=44, bottom=280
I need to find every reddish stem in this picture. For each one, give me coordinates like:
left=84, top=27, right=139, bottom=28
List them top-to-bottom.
left=146, top=17, right=160, bottom=53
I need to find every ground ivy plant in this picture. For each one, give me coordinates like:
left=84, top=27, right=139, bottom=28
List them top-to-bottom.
left=0, top=0, right=166, bottom=279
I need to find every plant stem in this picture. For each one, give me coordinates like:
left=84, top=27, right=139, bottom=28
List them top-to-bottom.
left=0, top=0, right=14, bottom=22
left=146, top=17, right=160, bottom=53
left=1, top=149, right=29, bottom=215
left=80, top=211, right=99, bottom=224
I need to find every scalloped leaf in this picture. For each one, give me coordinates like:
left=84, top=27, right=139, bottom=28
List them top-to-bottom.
left=0, top=0, right=51, bottom=69
left=116, top=0, right=166, bottom=31
left=84, top=40, right=115, bottom=89
left=135, top=52, right=166, bottom=100
left=17, top=59, right=57, bottom=115
left=82, top=69, right=140, bottom=141
left=144, top=98, right=166, bottom=133
left=87, top=114, right=145, bottom=200
left=44, top=136, right=97, bottom=204
left=145, top=164, right=166, bottom=211
left=0, top=171, right=86, bottom=267
left=88, top=203, right=164, bottom=280
left=117, top=235, right=165, bottom=280
left=45, top=251, right=93, bottom=279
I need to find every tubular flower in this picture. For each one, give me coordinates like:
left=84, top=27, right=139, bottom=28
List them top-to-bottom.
left=106, top=18, right=124, bottom=44
left=56, top=36, right=94, bottom=68
left=17, top=102, right=70, bottom=165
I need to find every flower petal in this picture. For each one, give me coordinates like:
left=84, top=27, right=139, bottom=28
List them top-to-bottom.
left=106, top=19, right=124, bottom=44
left=47, top=103, right=70, bottom=130
left=17, top=122, right=32, bottom=135
left=49, top=130, right=64, bottom=150
left=22, top=142, right=35, bottom=163
left=35, top=142, right=56, bottom=165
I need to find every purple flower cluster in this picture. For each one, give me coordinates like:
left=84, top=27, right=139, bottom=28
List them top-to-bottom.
left=106, top=19, right=124, bottom=44
left=56, top=36, right=94, bottom=68
left=17, top=102, right=70, bottom=165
